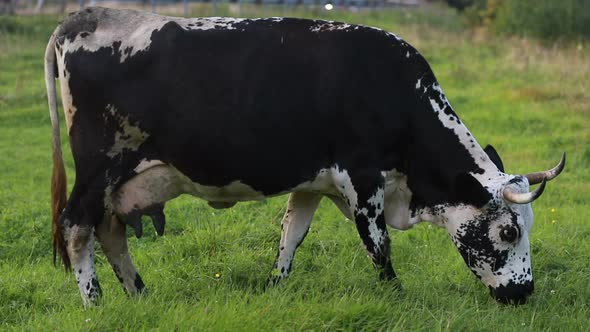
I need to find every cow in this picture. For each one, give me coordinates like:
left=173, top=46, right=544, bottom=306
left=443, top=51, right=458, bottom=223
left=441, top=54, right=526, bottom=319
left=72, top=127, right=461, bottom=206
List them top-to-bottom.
left=44, top=7, right=564, bottom=307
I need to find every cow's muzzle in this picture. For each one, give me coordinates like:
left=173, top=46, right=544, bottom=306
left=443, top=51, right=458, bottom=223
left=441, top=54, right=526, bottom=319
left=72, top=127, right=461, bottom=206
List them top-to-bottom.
left=489, top=280, right=534, bottom=305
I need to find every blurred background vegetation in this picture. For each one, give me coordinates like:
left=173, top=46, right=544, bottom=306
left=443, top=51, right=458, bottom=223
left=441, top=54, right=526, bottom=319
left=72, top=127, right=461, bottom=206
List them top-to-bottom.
left=1, top=0, right=589, bottom=42
left=447, top=0, right=589, bottom=42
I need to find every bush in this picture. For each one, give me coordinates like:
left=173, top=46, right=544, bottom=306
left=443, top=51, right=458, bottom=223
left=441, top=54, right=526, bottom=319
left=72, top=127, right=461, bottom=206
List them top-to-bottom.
left=444, top=0, right=479, bottom=11
left=494, top=0, right=590, bottom=41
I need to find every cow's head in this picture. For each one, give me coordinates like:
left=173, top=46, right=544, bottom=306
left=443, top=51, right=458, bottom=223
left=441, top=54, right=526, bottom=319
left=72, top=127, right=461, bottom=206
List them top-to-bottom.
left=440, top=148, right=565, bottom=305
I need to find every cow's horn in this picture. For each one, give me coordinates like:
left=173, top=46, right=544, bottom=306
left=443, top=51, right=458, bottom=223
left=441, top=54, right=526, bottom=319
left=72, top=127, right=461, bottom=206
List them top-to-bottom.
left=525, top=152, right=566, bottom=185
left=503, top=177, right=547, bottom=204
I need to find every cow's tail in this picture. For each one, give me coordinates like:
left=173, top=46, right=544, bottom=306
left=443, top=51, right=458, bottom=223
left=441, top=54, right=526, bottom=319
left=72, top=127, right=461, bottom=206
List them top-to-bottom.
left=44, top=30, right=71, bottom=271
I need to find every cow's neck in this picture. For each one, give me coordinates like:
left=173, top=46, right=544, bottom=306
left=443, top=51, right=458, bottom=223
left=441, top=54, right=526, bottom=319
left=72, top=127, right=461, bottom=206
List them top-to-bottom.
left=403, top=79, right=501, bottom=212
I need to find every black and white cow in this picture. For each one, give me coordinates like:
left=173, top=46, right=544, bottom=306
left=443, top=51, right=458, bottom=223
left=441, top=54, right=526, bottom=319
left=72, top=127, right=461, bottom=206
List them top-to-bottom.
left=44, top=7, right=564, bottom=307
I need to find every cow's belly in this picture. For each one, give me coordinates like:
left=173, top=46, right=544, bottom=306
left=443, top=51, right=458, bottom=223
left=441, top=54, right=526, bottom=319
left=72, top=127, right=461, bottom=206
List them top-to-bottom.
left=112, top=161, right=338, bottom=216
left=112, top=162, right=417, bottom=230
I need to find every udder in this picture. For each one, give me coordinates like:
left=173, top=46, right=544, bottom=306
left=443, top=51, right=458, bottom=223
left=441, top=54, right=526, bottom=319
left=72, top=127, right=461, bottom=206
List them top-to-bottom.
left=112, top=164, right=244, bottom=237
left=112, top=165, right=187, bottom=237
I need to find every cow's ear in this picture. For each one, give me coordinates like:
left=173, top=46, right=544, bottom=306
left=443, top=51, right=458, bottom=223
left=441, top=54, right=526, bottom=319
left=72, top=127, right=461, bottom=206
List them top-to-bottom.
left=484, top=144, right=505, bottom=172
left=454, top=172, right=492, bottom=208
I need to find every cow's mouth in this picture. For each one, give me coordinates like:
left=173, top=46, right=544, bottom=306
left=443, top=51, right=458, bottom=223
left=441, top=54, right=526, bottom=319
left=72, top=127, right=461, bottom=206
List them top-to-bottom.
left=489, top=280, right=534, bottom=305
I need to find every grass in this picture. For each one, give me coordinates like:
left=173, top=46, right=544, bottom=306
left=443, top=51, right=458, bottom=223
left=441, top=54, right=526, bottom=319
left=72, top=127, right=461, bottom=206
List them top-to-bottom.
left=1, top=4, right=589, bottom=330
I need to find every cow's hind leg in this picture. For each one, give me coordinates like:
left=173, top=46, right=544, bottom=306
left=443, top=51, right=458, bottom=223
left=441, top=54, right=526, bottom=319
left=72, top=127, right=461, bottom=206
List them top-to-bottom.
left=60, top=167, right=139, bottom=306
left=334, top=170, right=396, bottom=281
left=59, top=185, right=105, bottom=307
left=268, top=192, right=322, bottom=285
left=95, top=214, right=146, bottom=295
left=64, top=223, right=101, bottom=306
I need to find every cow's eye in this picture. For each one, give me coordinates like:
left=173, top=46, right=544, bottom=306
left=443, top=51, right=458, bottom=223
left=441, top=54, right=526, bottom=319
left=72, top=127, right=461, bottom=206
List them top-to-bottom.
left=500, top=226, right=519, bottom=243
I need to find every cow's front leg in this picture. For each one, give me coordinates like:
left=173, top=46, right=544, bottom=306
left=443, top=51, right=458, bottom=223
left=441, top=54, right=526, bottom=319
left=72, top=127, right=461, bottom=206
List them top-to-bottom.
left=337, top=171, right=396, bottom=281
left=269, top=192, right=322, bottom=285
left=95, top=214, right=146, bottom=295
left=63, top=223, right=102, bottom=307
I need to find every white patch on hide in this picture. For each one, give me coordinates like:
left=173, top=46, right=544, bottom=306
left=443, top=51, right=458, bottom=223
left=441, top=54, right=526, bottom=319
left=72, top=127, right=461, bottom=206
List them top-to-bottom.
left=62, top=8, right=248, bottom=64
left=178, top=16, right=246, bottom=32
left=310, top=21, right=352, bottom=33
left=56, top=50, right=76, bottom=130
left=424, top=82, right=503, bottom=181
left=105, top=105, right=150, bottom=158
left=133, top=158, right=165, bottom=173
left=113, top=165, right=267, bottom=216
left=330, top=166, right=359, bottom=213
left=291, top=168, right=337, bottom=195
left=383, top=169, right=416, bottom=230
left=104, top=184, right=114, bottom=211
left=365, top=187, right=385, bottom=250
left=275, top=192, right=322, bottom=279
left=63, top=224, right=99, bottom=307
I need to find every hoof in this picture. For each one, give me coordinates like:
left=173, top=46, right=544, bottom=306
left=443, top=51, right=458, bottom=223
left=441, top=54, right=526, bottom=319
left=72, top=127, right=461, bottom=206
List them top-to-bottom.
left=266, top=267, right=287, bottom=289
left=391, top=279, right=404, bottom=293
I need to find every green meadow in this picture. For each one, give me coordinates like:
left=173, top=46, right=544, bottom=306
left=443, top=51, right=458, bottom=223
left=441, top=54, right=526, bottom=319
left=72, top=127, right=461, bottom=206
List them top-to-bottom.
left=1, top=4, right=588, bottom=330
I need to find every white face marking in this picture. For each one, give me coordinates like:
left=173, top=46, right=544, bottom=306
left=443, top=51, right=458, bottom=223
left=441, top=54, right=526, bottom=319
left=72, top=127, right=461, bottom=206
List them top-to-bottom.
left=105, top=105, right=150, bottom=158
left=402, top=173, right=535, bottom=296
left=437, top=177, right=534, bottom=290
